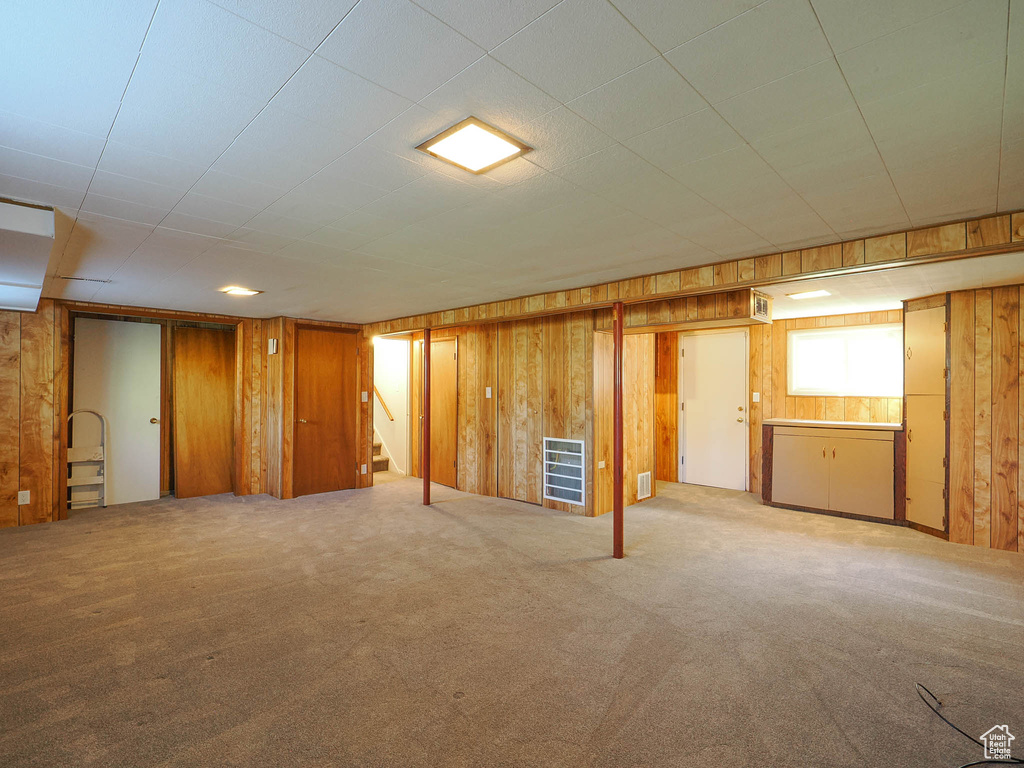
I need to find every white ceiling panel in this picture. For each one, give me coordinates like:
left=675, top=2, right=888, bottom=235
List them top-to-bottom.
left=207, top=0, right=359, bottom=50
left=317, top=0, right=485, bottom=101
left=412, top=0, right=561, bottom=50
left=491, top=0, right=658, bottom=102
left=611, top=0, right=765, bottom=54
left=665, top=0, right=832, bottom=103
left=811, top=0, right=968, bottom=53
left=837, top=0, right=1008, bottom=104
left=271, top=55, right=413, bottom=140
left=567, top=58, right=707, bottom=141
left=715, top=59, right=856, bottom=142
left=519, top=107, right=616, bottom=170
left=625, top=109, right=745, bottom=172
left=0, top=110, right=106, bottom=168
left=999, top=138, right=1024, bottom=210
left=95, top=142, right=209, bottom=190
left=552, top=144, right=663, bottom=194
left=0, top=147, right=95, bottom=192
left=189, top=170, right=287, bottom=210
left=87, top=171, right=186, bottom=211
left=0, top=175, right=85, bottom=211
left=261, top=189, right=351, bottom=226
left=80, top=193, right=170, bottom=227
left=172, top=193, right=261, bottom=227
left=159, top=212, right=239, bottom=238
left=54, top=213, right=155, bottom=279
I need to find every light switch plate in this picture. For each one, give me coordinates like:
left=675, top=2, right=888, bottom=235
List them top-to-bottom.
left=267, top=338, right=278, bottom=355
left=485, top=386, right=492, bottom=398
left=361, top=391, right=368, bottom=403
left=752, top=392, right=760, bottom=403
left=598, top=460, right=606, bottom=469
left=361, top=464, right=367, bottom=475
left=18, top=490, right=30, bottom=505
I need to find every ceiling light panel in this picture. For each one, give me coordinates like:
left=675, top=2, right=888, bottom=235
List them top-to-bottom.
left=417, top=117, right=531, bottom=174
left=220, top=286, right=261, bottom=296
left=787, top=289, right=831, bottom=300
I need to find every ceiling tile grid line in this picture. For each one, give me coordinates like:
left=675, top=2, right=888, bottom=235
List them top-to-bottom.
left=600, top=0, right=840, bottom=246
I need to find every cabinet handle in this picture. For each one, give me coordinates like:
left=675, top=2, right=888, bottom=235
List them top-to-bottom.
left=907, top=429, right=912, bottom=442
left=822, top=447, right=826, bottom=459
left=832, top=447, right=836, bottom=459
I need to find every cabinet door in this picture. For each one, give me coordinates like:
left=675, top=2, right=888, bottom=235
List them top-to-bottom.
left=904, top=305, right=945, bottom=395
left=906, top=394, right=946, bottom=529
left=772, top=434, right=828, bottom=509
left=828, top=437, right=894, bottom=519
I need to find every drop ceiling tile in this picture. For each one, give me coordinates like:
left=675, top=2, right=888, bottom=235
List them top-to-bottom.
left=1, top=0, right=154, bottom=135
left=142, top=0, right=309, bottom=102
left=207, top=0, right=359, bottom=49
left=317, top=0, right=485, bottom=101
left=413, top=0, right=560, bottom=50
left=491, top=0, right=658, bottom=102
left=612, top=0, right=763, bottom=53
left=665, top=0, right=832, bottom=103
left=813, top=0, right=975, bottom=53
left=838, top=0, right=1008, bottom=104
left=1003, top=48, right=1024, bottom=129
left=271, top=55, right=413, bottom=140
left=420, top=55, right=560, bottom=135
left=567, top=58, right=707, bottom=141
left=716, top=59, right=856, bottom=142
left=519, top=107, right=616, bottom=171
left=625, top=108, right=745, bottom=173
left=752, top=109, right=877, bottom=172
left=0, top=110, right=106, bottom=167
left=999, top=138, right=1024, bottom=211
left=96, top=142, right=209, bottom=190
left=552, top=144, right=663, bottom=194
left=319, top=145, right=426, bottom=192
left=890, top=146, right=1000, bottom=223
left=0, top=147, right=95, bottom=192
left=190, top=170, right=287, bottom=210
left=88, top=171, right=186, bottom=210
left=292, top=172, right=390, bottom=212
left=799, top=175, right=911, bottom=236
left=0, top=176, right=83, bottom=228
left=262, top=189, right=351, bottom=225
left=79, top=193, right=170, bottom=227
left=172, top=193, right=261, bottom=227
left=329, top=210, right=408, bottom=239
left=161, top=211, right=240, bottom=238
left=242, top=212, right=322, bottom=238
left=56, top=213, right=155, bottom=279
left=145, top=226, right=224, bottom=254
left=303, top=226, right=375, bottom=251
left=225, top=228, right=296, bottom=253
left=107, top=244, right=198, bottom=283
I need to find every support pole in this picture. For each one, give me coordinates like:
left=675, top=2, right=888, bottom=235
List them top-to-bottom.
left=613, top=301, right=624, bottom=559
left=422, top=328, right=431, bottom=506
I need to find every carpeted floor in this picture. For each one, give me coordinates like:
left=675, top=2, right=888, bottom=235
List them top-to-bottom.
left=1, top=479, right=1021, bottom=767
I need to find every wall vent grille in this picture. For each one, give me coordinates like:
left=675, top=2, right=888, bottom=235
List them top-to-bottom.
left=543, top=437, right=585, bottom=507
left=637, top=471, right=652, bottom=500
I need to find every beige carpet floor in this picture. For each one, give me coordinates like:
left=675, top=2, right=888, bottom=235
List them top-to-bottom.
left=1, top=479, right=1022, bottom=767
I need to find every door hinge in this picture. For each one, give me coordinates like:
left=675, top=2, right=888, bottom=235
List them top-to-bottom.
left=943, top=322, right=948, bottom=332
left=681, top=348, right=685, bottom=357
left=943, top=367, right=948, bottom=379
left=680, top=402, right=685, bottom=411
left=943, top=410, right=949, bottom=421
left=681, top=456, right=685, bottom=464
left=942, top=456, right=948, bottom=468
left=942, top=487, right=948, bottom=500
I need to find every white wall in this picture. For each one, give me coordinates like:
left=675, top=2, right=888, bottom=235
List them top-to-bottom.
left=372, top=337, right=410, bottom=474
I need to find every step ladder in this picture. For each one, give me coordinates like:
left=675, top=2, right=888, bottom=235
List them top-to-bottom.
left=67, top=409, right=107, bottom=510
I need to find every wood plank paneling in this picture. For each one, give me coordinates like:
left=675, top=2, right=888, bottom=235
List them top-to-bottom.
left=967, top=215, right=1010, bottom=248
left=907, top=223, right=966, bottom=257
left=864, top=233, right=906, bottom=263
left=991, top=287, right=1018, bottom=551
left=974, top=290, right=992, bottom=547
left=949, top=291, right=976, bottom=544
left=19, top=302, right=54, bottom=525
left=0, top=312, right=20, bottom=527
left=654, top=332, right=678, bottom=483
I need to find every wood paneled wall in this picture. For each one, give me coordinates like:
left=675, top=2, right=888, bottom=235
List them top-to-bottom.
left=949, top=285, right=1023, bottom=553
left=0, top=300, right=65, bottom=526
left=748, top=310, right=904, bottom=494
left=498, top=312, right=595, bottom=515
left=409, top=325, right=499, bottom=497
left=594, top=331, right=656, bottom=515
left=654, top=332, right=678, bottom=483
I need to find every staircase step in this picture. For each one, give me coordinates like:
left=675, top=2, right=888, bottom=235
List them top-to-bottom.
left=373, top=442, right=382, bottom=457
left=372, top=457, right=389, bottom=473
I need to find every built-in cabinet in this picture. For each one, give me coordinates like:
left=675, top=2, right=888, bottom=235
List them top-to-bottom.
left=903, top=302, right=947, bottom=532
left=768, top=423, right=896, bottom=520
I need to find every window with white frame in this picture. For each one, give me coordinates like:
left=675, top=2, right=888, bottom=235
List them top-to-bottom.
left=787, top=324, right=903, bottom=397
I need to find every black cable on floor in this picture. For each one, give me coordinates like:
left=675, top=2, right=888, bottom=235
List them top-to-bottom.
left=915, top=683, right=1023, bottom=768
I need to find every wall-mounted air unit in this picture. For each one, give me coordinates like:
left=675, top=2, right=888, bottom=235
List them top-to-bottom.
left=752, top=291, right=771, bottom=322
left=543, top=437, right=585, bottom=507
left=637, top=471, right=652, bottom=500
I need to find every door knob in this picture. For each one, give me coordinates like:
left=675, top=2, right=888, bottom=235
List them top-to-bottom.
left=737, top=406, right=744, bottom=412
left=736, top=417, right=744, bottom=422
left=150, top=418, right=159, bottom=424
left=297, top=418, right=308, bottom=423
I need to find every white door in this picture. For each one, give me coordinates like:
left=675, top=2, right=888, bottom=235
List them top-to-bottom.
left=73, top=318, right=161, bottom=505
left=679, top=331, right=748, bottom=490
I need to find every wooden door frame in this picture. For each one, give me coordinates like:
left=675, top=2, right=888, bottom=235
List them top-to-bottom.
left=58, top=305, right=247, bottom=519
left=291, top=323, right=361, bottom=497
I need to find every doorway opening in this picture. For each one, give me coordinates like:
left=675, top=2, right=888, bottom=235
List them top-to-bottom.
left=371, top=335, right=411, bottom=482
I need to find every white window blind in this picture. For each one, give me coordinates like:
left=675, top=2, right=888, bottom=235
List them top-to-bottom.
left=788, top=324, right=903, bottom=397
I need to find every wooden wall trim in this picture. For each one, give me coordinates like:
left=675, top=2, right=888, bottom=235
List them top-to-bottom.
left=364, top=210, right=1024, bottom=336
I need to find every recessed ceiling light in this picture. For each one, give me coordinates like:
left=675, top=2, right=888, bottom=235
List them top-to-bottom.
left=416, top=117, right=531, bottom=174
left=220, top=286, right=261, bottom=296
left=787, top=289, right=831, bottom=300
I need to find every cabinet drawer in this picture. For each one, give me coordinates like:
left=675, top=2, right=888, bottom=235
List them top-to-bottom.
left=904, top=305, right=946, bottom=395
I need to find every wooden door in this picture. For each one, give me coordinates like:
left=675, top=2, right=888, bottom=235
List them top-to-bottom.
left=904, top=305, right=945, bottom=395
left=173, top=327, right=235, bottom=498
left=293, top=327, right=358, bottom=497
left=430, top=338, right=457, bottom=488
left=906, top=394, right=946, bottom=530
left=772, top=434, right=828, bottom=509
left=828, top=436, right=895, bottom=519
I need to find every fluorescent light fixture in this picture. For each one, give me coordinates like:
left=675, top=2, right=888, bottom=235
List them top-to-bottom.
left=416, top=117, right=531, bottom=174
left=220, top=286, right=261, bottom=296
left=787, top=289, right=831, bottom=300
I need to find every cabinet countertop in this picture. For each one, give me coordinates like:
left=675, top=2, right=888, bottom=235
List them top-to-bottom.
left=764, top=418, right=903, bottom=432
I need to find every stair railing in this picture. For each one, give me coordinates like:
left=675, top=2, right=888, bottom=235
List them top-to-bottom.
left=373, top=386, right=395, bottom=422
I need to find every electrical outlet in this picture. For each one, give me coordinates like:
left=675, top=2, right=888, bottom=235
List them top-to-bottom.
left=485, top=386, right=492, bottom=398
left=361, top=391, right=368, bottom=403
left=598, top=460, right=606, bottom=469
left=360, top=463, right=367, bottom=475
left=18, top=490, right=30, bottom=505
